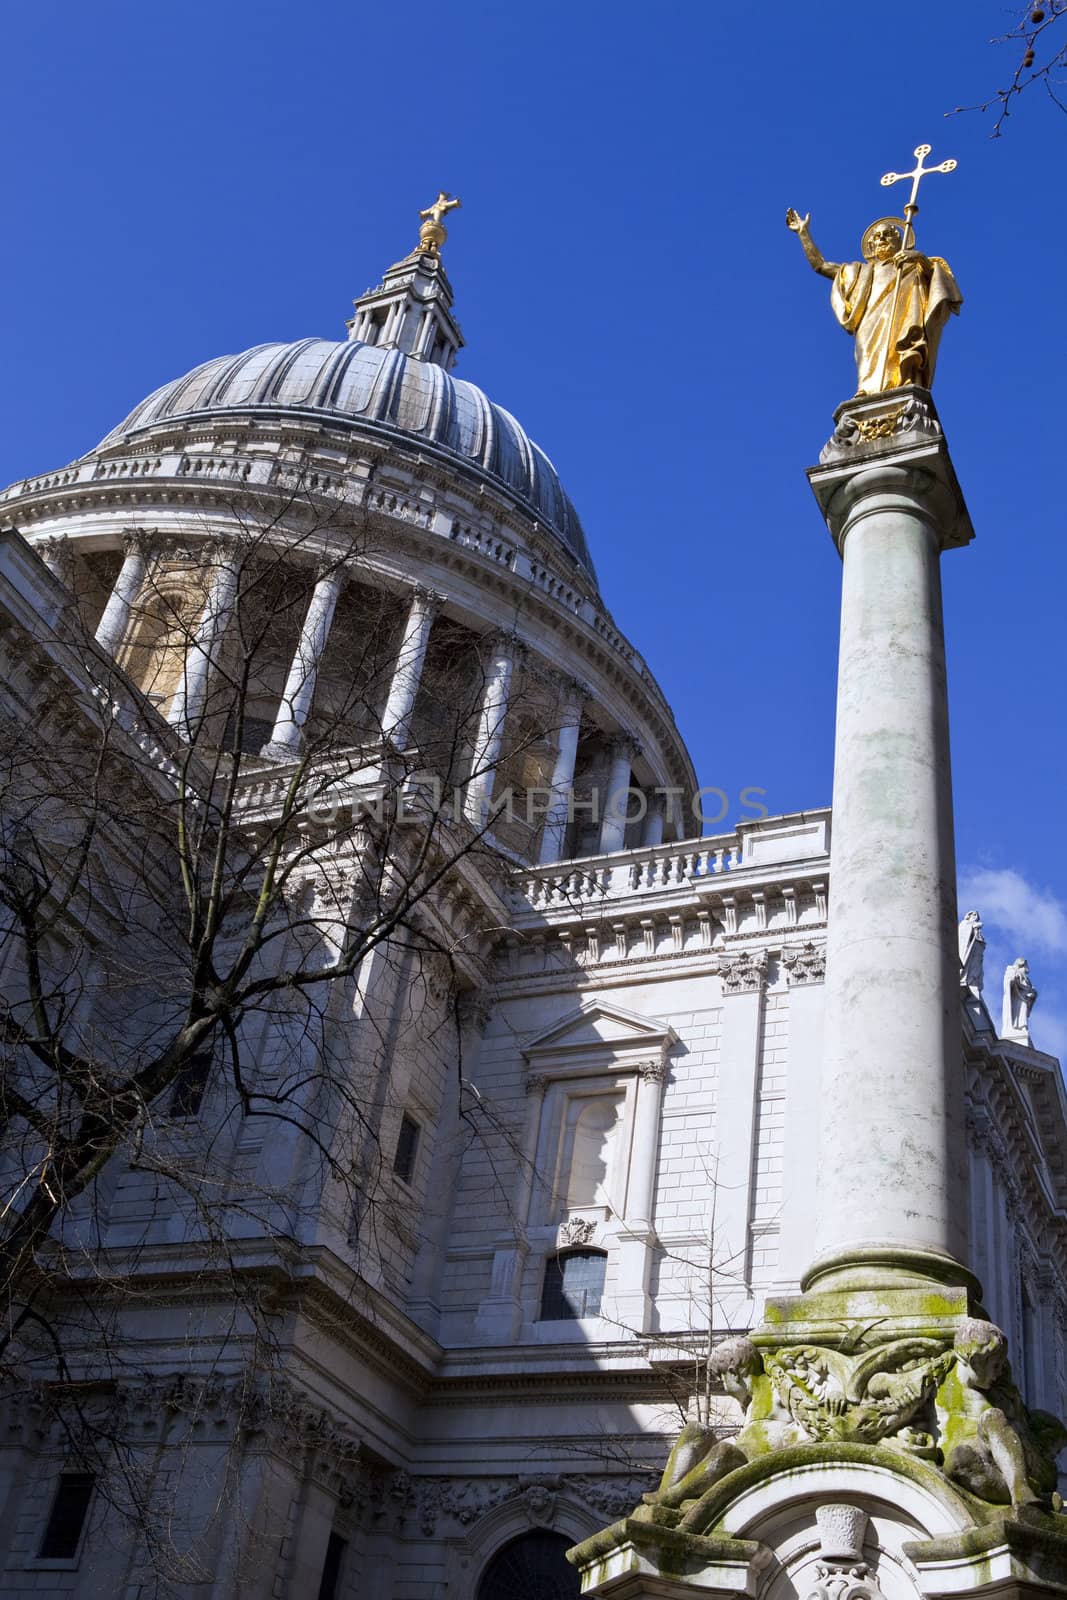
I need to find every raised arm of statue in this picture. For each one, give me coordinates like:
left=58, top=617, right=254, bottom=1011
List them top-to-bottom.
left=785, top=209, right=838, bottom=279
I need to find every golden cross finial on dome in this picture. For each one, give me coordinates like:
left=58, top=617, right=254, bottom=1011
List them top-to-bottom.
left=416, top=191, right=462, bottom=256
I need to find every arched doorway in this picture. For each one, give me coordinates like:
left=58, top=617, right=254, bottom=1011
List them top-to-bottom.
left=475, top=1530, right=581, bottom=1599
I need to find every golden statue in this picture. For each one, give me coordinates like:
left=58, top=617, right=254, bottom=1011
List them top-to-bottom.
left=786, top=145, right=963, bottom=395
left=416, top=191, right=462, bottom=256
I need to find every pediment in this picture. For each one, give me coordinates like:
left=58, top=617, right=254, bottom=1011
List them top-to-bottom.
left=521, top=999, right=677, bottom=1065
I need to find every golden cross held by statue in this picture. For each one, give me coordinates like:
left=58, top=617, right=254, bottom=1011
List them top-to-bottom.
left=880, top=144, right=957, bottom=250
left=416, top=191, right=462, bottom=257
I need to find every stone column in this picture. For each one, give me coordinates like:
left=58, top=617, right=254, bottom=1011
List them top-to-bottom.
left=806, top=392, right=975, bottom=1293
left=94, top=531, right=150, bottom=656
left=37, top=535, right=75, bottom=589
left=168, top=544, right=240, bottom=735
left=260, top=562, right=347, bottom=760
left=379, top=585, right=441, bottom=749
left=464, top=633, right=517, bottom=827
left=538, top=678, right=586, bottom=865
left=598, top=734, right=640, bottom=855
left=640, top=789, right=666, bottom=848
left=613, top=1059, right=666, bottom=1334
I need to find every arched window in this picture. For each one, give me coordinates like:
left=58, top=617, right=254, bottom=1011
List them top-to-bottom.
left=539, top=1249, right=606, bottom=1321
left=476, top=1530, right=581, bottom=1599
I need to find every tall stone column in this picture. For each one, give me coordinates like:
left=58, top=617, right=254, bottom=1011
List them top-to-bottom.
left=806, top=391, right=974, bottom=1293
left=95, top=531, right=150, bottom=656
left=168, top=544, right=240, bottom=735
left=260, top=562, right=347, bottom=760
left=379, top=585, right=441, bottom=749
left=464, top=633, right=517, bottom=827
left=538, top=677, right=586, bottom=864
left=598, top=734, right=640, bottom=854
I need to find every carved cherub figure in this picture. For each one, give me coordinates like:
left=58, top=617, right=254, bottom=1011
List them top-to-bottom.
left=939, top=1318, right=1067, bottom=1506
left=643, top=1338, right=760, bottom=1512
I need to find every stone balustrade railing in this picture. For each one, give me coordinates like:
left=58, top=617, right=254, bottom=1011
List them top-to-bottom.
left=513, top=832, right=744, bottom=912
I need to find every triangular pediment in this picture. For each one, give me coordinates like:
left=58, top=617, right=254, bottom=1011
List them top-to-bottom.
left=521, top=999, right=677, bottom=1061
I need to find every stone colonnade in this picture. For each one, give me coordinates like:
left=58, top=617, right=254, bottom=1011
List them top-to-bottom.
left=66, top=531, right=662, bottom=860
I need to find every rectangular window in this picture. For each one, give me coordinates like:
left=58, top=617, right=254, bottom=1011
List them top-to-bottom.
left=169, top=1047, right=213, bottom=1118
left=393, top=1114, right=420, bottom=1184
left=540, top=1251, right=606, bottom=1321
left=38, top=1472, right=95, bottom=1560
left=317, top=1530, right=347, bottom=1600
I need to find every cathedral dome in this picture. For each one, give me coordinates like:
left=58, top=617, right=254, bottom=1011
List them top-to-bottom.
left=99, top=336, right=595, bottom=580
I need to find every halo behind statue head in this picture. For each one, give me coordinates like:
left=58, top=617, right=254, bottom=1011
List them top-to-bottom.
left=861, top=216, right=906, bottom=261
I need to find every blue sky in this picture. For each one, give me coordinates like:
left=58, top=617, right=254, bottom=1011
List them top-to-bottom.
left=1, top=1, right=1063, bottom=1054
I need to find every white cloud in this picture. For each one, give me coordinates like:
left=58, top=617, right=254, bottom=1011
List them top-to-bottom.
left=957, top=868, right=1067, bottom=958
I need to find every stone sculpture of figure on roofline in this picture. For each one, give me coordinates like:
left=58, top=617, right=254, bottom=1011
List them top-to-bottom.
left=786, top=144, right=963, bottom=395
left=958, top=909, right=986, bottom=999
left=1002, top=956, right=1039, bottom=1044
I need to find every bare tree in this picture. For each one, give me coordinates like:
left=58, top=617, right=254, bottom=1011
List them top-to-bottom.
left=950, top=1, right=1067, bottom=134
left=0, top=497, right=575, bottom=1583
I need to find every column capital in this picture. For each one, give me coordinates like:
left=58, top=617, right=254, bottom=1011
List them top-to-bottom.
left=120, top=527, right=156, bottom=557
left=37, top=535, right=73, bottom=570
left=201, top=537, right=240, bottom=570
left=310, top=552, right=357, bottom=584
left=410, top=582, right=445, bottom=616
left=481, top=625, right=525, bottom=663
left=555, top=670, right=591, bottom=709
left=607, top=730, right=642, bottom=763
left=781, top=940, right=826, bottom=986
left=717, top=947, right=769, bottom=995
left=456, top=990, right=492, bottom=1035
left=636, top=1058, right=666, bottom=1083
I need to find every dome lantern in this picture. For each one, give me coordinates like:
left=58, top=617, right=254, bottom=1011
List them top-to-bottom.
left=346, top=194, right=465, bottom=372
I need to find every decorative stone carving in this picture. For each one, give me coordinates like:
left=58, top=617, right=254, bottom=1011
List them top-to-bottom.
left=819, top=390, right=941, bottom=465
left=958, top=910, right=985, bottom=999
left=781, top=940, right=827, bottom=986
left=718, top=948, right=769, bottom=994
left=1001, top=957, right=1038, bottom=1044
left=456, top=990, right=493, bottom=1035
left=636, top=1058, right=665, bottom=1083
left=558, top=1217, right=597, bottom=1248
left=636, top=1317, right=1067, bottom=1538
left=939, top=1317, right=1067, bottom=1506
left=762, top=1339, right=952, bottom=1446
left=815, top=1503, right=867, bottom=1562
left=804, top=1506, right=890, bottom=1600
left=804, top=1560, right=889, bottom=1600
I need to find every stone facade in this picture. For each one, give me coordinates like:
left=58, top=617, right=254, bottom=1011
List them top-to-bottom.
left=0, top=242, right=1062, bottom=1599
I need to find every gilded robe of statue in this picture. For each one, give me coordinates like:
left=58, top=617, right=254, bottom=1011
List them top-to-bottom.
left=785, top=210, right=963, bottom=397
left=830, top=251, right=962, bottom=395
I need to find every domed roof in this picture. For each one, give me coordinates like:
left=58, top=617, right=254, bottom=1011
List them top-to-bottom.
left=100, top=337, right=595, bottom=579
